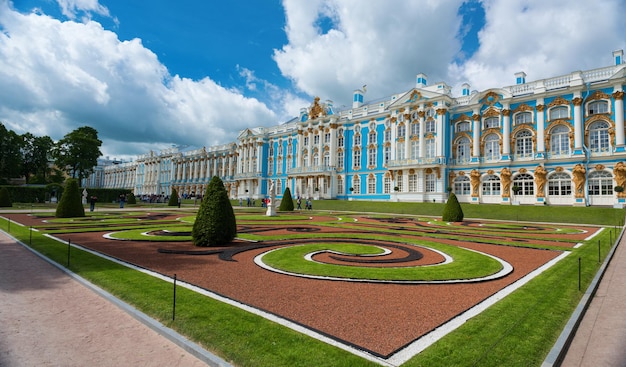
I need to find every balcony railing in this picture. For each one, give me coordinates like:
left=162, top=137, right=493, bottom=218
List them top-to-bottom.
left=386, top=157, right=447, bottom=168
left=286, top=165, right=336, bottom=175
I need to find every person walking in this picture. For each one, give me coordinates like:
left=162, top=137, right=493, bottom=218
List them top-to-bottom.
left=119, top=193, right=126, bottom=208
left=89, top=196, right=97, bottom=212
left=296, top=197, right=302, bottom=210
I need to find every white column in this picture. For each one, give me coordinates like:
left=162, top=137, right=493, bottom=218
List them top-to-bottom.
left=613, top=90, right=625, bottom=149
left=573, top=94, right=583, bottom=152
left=536, top=101, right=545, bottom=156
left=502, top=105, right=511, bottom=158
left=436, top=108, right=446, bottom=156
left=472, top=109, right=481, bottom=160
left=418, top=111, right=426, bottom=158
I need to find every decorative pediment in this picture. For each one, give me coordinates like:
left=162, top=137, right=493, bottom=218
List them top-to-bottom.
left=586, top=90, right=611, bottom=102
left=548, top=96, right=569, bottom=107
left=513, top=103, right=533, bottom=114
left=483, top=106, right=501, bottom=118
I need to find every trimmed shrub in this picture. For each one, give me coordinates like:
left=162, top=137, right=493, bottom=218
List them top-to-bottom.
left=192, top=176, right=237, bottom=247
left=55, top=179, right=85, bottom=218
left=0, top=187, right=12, bottom=207
left=279, top=187, right=294, bottom=211
left=168, top=188, right=179, bottom=206
left=442, top=192, right=464, bottom=222
left=127, top=193, right=136, bottom=204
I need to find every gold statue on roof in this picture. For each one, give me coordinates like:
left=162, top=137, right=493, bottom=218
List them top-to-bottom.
left=309, top=97, right=326, bottom=120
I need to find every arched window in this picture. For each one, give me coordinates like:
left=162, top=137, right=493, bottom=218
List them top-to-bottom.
left=588, top=100, right=609, bottom=115
left=549, top=106, right=569, bottom=120
left=514, top=112, right=532, bottom=125
left=484, top=117, right=499, bottom=129
left=425, top=119, right=436, bottom=133
left=456, top=121, right=471, bottom=132
left=588, top=121, right=610, bottom=153
left=411, top=122, right=419, bottom=136
left=397, top=124, right=406, bottom=138
left=550, top=125, right=570, bottom=156
left=515, top=130, right=534, bottom=158
left=338, top=131, right=344, bottom=147
left=368, top=131, right=377, bottom=145
left=353, top=133, right=361, bottom=147
left=484, top=134, right=501, bottom=161
left=456, top=137, right=471, bottom=163
left=368, top=147, right=377, bottom=167
left=353, top=149, right=361, bottom=169
left=337, top=150, right=344, bottom=169
left=323, top=151, right=330, bottom=167
left=312, top=152, right=319, bottom=166
left=588, top=171, right=613, bottom=196
left=408, top=172, right=418, bottom=192
left=548, top=172, right=571, bottom=196
left=425, top=173, right=436, bottom=192
left=513, top=173, right=534, bottom=196
left=367, top=174, right=376, bottom=194
left=482, top=174, right=501, bottom=195
left=352, top=175, right=361, bottom=194
left=383, top=175, right=391, bottom=193
left=454, top=175, right=471, bottom=195
left=337, top=176, right=344, bottom=194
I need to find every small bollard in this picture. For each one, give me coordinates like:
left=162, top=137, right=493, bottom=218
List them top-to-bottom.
left=67, top=239, right=71, bottom=267
left=172, top=274, right=177, bottom=321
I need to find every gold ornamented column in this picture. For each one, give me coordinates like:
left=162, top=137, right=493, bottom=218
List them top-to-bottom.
left=613, top=90, right=625, bottom=151
left=572, top=96, right=584, bottom=155
left=536, top=103, right=545, bottom=157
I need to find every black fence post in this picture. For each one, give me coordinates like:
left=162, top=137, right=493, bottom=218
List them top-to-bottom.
left=67, top=239, right=71, bottom=268
left=578, top=257, right=582, bottom=291
left=172, top=274, right=177, bottom=321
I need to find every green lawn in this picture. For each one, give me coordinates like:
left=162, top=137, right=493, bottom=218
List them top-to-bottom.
left=1, top=202, right=623, bottom=366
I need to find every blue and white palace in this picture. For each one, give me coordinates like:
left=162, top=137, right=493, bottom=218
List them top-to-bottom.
left=98, top=50, right=626, bottom=207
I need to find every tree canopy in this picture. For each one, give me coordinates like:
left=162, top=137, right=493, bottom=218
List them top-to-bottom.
left=53, top=126, right=102, bottom=182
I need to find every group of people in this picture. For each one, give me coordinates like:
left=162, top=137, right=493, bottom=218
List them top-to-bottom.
left=296, top=197, right=312, bottom=210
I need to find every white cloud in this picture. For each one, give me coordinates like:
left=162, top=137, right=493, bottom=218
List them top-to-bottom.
left=55, top=0, right=110, bottom=20
left=451, top=0, right=626, bottom=92
left=0, top=1, right=276, bottom=158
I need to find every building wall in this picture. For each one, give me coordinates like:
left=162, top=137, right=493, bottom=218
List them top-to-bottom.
left=97, top=51, right=626, bottom=207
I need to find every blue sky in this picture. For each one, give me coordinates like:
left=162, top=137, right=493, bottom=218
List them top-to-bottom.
left=1, top=0, right=624, bottom=160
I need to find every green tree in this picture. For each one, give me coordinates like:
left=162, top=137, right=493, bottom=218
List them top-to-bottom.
left=0, top=122, right=23, bottom=184
left=53, top=126, right=102, bottom=182
left=21, top=133, right=54, bottom=184
left=192, top=176, right=237, bottom=247
left=55, top=179, right=85, bottom=218
left=0, top=187, right=12, bottom=207
left=279, top=187, right=294, bottom=211
left=168, top=188, right=179, bottom=206
left=442, top=192, right=464, bottom=222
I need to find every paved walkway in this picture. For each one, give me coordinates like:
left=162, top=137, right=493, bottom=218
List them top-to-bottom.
left=558, top=227, right=626, bottom=367
left=0, top=230, right=228, bottom=367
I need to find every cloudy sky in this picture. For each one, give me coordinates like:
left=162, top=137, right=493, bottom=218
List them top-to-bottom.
left=1, top=0, right=624, bottom=161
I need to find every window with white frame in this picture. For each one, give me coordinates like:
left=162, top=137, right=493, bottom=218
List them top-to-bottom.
left=588, top=100, right=609, bottom=115
left=549, top=106, right=569, bottom=120
left=426, top=108, right=435, bottom=118
left=514, top=112, right=532, bottom=125
left=484, top=117, right=499, bottom=129
left=426, top=119, right=436, bottom=133
left=456, top=121, right=471, bottom=132
left=588, top=121, right=610, bottom=153
left=411, top=122, right=419, bottom=136
left=397, top=124, right=406, bottom=138
left=550, top=125, right=570, bottom=156
left=384, top=129, right=391, bottom=142
left=515, top=130, right=534, bottom=157
left=324, top=131, right=331, bottom=143
left=368, top=131, right=376, bottom=145
left=354, top=133, right=361, bottom=147
left=314, top=134, right=320, bottom=145
left=338, top=134, right=344, bottom=148
left=484, top=134, right=500, bottom=161
left=456, top=137, right=470, bottom=162
left=425, top=138, right=436, bottom=158
left=411, top=140, right=419, bottom=159
left=396, top=142, right=405, bottom=160
left=278, top=143, right=283, bottom=156
left=269, top=145, right=274, bottom=157
left=384, top=146, right=391, bottom=164
left=368, top=147, right=376, bottom=167
left=353, top=149, right=361, bottom=168
left=301, top=151, right=308, bottom=167
left=323, top=151, right=330, bottom=167
left=338, top=151, right=344, bottom=169
left=313, top=152, right=319, bottom=166
left=277, top=157, right=282, bottom=174
left=268, top=159, right=274, bottom=176
left=588, top=171, right=612, bottom=195
left=396, top=172, right=403, bottom=192
left=548, top=172, right=571, bottom=196
left=408, top=173, right=418, bottom=192
left=425, top=173, right=436, bottom=192
left=513, top=173, right=534, bottom=195
left=482, top=174, right=501, bottom=195
left=352, top=175, right=361, bottom=194
left=367, top=175, right=376, bottom=194
left=337, top=176, right=344, bottom=194
left=384, top=176, right=391, bottom=193
left=454, top=176, right=471, bottom=195
left=277, top=179, right=282, bottom=195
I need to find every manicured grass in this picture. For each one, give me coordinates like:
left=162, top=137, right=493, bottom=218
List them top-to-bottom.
left=1, top=203, right=623, bottom=366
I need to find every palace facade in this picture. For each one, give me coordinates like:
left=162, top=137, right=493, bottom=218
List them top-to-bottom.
left=99, top=50, right=626, bottom=207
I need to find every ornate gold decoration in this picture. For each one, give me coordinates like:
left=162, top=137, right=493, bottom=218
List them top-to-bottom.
left=410, top=90, right=422, bottom=101
left=586, top=90, right=611, bottom=102
left=481, top=91, right=501, bottom=106
left=613, top=91, right=625, bottom=100
left=548, top=96, right=569, bottom=107
left=308, top=97, right=326, bottom=120
left=572, top=97, right=583, bottom=106
left=426, top=102, right=434, bottom=108
left=513, top=104, right=533, bottom=114
left=536, top=104, right=545, bottom=112
left=483, top=107, right=501, bottom=118
left=436, top=108, right=447, bottom=116
left=502, top=109, right=511, bottom=117
left=418, top=110, right=426, bottom=118
left=452, top=114, right=471, bottom=123
left=472, top=114, right=481, bottom=121
left=390, top=117, right=397, bottom=124
left=425, top=132, right=435, bottom=139
left=614, top=162, right=626, bottom=198
left=573, top=164, right=586, bottom=198
left=595, top=164, right=605, bottom=171
left=534, top=166, right=547, bottom=198
left=555, top=166, right=564, bottom=172
left=434, top=167, right=441, bottom=179
left=500, top=167, right=512, bottom=198
left=425, top=168, right=432, bottom=174
left=519, top=168, right=527, bottom=174
left=470, top=169, right=481, bottom=197
left=487, top=169, right=494, bottom=175
left=459, top=171, right=466, bottom=176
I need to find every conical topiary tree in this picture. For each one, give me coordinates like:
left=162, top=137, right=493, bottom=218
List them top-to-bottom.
left=192, top=176, right=237, bottom=247
left=55, top=179, right=85, bottom=218
left=0, top=187, right=12, bottom=207
left=279, top=187, right=294, bottom=211
left=168, top=188, right=179, bottom=206
left=127, top=192, right=136, bottom=204
left=442, top=192, right=464, bottom=222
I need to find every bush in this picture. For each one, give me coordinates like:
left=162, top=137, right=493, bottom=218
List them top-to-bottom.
left=192, top=176, right=237, bottom=247
left=55, top=179, right=85, bottom=218
left=0, top=187, right=12, bottom=207
left=279, top=187, right=294, bottom=211
left=168, top=188, right=179, bottom=206
left=442, top=192, right=464, bottom=222
left=127, top=193, right=136, bottom=204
